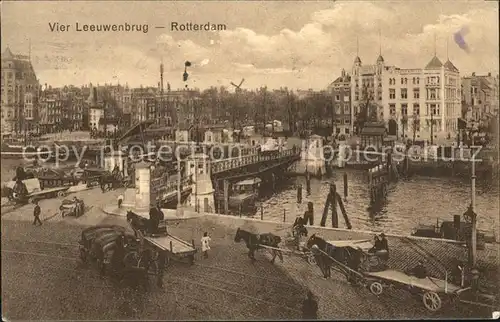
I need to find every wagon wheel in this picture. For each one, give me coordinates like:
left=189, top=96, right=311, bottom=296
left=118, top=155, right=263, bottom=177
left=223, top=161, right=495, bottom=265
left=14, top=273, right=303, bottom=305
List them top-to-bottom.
left=57, top=190, right=66, bottom=198
left=124, top=251, right=140, bottom=267
left=369, top=281, right=384, bottom=295
left=422, top=291, right=442, bottom=312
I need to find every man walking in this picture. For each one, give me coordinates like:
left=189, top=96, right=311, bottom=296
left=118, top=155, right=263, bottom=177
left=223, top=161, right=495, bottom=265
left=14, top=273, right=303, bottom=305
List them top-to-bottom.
left=33, top=200, right=42, bottom=226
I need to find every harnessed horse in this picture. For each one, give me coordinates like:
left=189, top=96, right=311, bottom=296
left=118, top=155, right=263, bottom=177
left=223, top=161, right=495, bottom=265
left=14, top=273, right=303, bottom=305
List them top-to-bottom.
left=234, top=228, right=284, bottom=263
left=306, top=234, right=352, bottom=279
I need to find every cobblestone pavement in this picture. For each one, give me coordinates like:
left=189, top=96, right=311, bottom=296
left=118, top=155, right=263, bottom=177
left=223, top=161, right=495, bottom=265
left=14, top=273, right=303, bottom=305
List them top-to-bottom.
left=1, top=187, right=124, bottom=226
left=1, top=193, right=494, bottom=319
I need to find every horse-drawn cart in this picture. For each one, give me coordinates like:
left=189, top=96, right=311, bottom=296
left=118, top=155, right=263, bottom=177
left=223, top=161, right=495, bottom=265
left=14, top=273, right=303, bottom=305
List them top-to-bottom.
left=60, top=198, right=85, bottom=218
left=126, top=211, right=197, bottom=278
left=78, top=224, right=157, bottom=289
left=306, top=235, right=498, bottom=313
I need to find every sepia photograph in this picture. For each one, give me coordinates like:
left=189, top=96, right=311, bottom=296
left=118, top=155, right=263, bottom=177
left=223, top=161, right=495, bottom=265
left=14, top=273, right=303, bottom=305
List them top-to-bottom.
left=1, top=0, right=499, bottom=320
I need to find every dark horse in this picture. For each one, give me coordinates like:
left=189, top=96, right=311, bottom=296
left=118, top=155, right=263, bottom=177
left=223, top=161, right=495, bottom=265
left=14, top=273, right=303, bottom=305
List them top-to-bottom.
left=127, top=211, right=149, bottom=236
left=234, top=228, right=284, bottom=263
left=306, top=234, right=359, bottom=281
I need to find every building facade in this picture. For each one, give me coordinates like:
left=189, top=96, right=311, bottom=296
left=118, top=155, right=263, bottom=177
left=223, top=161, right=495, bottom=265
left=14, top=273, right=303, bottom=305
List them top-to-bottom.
left=1, top=48, right=40, bottom=133
left=350, top=53, right=461, bottom=142
left=327, top=69, right=352, bottom=135
left=461, top=72, right=499, bottom=128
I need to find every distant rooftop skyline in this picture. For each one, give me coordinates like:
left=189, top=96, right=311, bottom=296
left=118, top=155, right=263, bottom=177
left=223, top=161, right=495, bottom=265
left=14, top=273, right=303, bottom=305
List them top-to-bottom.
left=2, top=1, right=498, bottom=90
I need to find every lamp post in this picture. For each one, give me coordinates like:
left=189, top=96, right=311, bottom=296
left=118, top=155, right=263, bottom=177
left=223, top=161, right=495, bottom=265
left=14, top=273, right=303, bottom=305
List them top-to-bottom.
left=470, top=149, right=477, bottom=267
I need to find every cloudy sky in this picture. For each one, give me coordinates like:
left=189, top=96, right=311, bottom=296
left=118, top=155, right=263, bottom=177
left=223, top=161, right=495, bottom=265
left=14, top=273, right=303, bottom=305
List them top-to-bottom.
left=2, top=1, right=498, bottom=90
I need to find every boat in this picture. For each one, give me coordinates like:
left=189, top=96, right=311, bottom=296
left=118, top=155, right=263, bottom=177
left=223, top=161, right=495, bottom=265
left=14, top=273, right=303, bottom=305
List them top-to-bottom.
left=0, top=142, right=53, bottom=160
left=216, top=178, right=261, bottom=215
left=410, top=215, right=496, bottom=247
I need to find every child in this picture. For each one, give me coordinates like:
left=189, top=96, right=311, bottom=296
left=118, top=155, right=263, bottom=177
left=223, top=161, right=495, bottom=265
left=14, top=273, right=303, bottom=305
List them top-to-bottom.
left=117, top=194, right=124, bottom=208
left=201, top=232, right=211, bottom=258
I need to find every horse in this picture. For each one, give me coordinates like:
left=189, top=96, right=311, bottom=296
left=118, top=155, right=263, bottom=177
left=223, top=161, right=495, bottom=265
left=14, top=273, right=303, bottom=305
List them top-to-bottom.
left=127, top=211, right=150, bottom=236
left=234, top=228, right=284, bottom=263
left=306, top=234, right=355, bottom=279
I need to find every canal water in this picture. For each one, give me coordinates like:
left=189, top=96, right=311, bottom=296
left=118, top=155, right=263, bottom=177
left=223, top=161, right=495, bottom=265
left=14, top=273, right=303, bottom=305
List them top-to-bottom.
left=2, top=158, right=498, bottom=237
left=257, top=170, right=499, bottom=236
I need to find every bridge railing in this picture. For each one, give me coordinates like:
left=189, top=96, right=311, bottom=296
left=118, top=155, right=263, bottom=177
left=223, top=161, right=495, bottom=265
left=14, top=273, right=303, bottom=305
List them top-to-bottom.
left=211, top=148, right=299, bottom=174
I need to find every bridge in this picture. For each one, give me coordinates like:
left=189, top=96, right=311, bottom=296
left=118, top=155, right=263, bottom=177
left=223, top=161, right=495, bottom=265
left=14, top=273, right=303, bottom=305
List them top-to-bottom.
left=210, top=148, right=300, bottom=182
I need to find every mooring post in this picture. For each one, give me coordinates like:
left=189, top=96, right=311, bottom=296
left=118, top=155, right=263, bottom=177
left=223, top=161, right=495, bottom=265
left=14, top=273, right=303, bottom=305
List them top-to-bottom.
left=306, top=171, right=311, bottom=196
left=343, top=172, right=348, bottom=200
left=223, top=180, right=229, bottom=215
left=331, top=183, right=338, bottom=228
left=297, top=184, right=303, bottom=204
left=308, top=201, right=314, bottom=226
left=239, top=204, right=242, bottom=217
left=261, top=205, right=264, bottom=220
left=283, top=209, right=286, bottom=222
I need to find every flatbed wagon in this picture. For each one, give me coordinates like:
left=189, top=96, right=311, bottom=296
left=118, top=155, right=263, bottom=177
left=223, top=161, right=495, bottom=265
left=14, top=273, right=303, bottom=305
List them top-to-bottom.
left=307, top=236, right=498, bottom=313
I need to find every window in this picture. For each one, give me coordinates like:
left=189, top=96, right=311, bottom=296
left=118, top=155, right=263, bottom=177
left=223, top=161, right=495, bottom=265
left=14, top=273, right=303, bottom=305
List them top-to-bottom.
left=416, top=77, right=419, bottom=85
left=401, top=78, right=404, bottom=85
left=413, top=88, right=420, bottom=99
left=389, top=89, right=396, bottom=99
left=401, top=89, right=408, bottom=99
left=355, top=94, right=359, bottom=101
left=335, top=95, right=340, bottom=101
left=343, top=96, right=349, bottom=102
left=344, top=104, right=350, bottom=114
left=389, top=104, right=396, bottom=115
left=401, top=104, right=408, bottom=115
left=413, top=104, right=420, bottom=115
left=431, top=104, right=439, bottom=115
left=345, top=119, right=351, bottom=124
left=414, top=120, right=420, bottom=131
left=345, top=128, right=350, bottom=134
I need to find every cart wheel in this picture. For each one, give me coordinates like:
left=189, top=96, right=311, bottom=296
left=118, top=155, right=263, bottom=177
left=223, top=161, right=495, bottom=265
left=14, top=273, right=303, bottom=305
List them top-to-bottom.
left=57, top=191, right=66, bottom=198
left=124, top=251, right=140, bottom=267
left=307, top=253, right=316, bottom=265
left=369, top=281, right=383, bottom=295
left=423, top=291, right=442, bottom=312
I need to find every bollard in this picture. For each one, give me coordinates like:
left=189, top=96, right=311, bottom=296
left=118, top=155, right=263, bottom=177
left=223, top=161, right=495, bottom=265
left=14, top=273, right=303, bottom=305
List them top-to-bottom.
left=306, top=172, right=311, bottom=196
left=343, top=172, right=348, bottom=200
left=297, top=184, right=303, bottom=204
left=331, top=184, right=338, bottom=228
left=239, top=205, right=242, bottom=217
left=261, top=206, right=264, bottom=220
left=283, top=209, right=286, bottom=222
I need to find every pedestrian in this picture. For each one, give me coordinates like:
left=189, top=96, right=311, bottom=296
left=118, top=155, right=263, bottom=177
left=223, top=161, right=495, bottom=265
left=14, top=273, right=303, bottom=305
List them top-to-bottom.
left=117, top=194, right=124, bottom=208
left=33, top=200, right=42, bottom=226
left=201, top=232, right=211, bottom=258
left=301, top=291, right=318, bottom=320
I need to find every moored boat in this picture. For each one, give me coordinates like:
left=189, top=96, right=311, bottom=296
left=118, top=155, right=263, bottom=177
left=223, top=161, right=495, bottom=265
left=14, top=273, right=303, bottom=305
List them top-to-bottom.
left=0, top=142, right=53, bottom=160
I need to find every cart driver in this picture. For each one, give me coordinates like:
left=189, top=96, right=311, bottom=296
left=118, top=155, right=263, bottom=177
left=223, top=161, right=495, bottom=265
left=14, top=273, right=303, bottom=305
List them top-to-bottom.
left=149, top=202, right=164, bottom=234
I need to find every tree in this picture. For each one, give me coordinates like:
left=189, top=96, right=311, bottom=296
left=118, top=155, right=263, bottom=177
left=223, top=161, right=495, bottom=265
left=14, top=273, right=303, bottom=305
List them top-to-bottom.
left=412, top=113, right=419, bottom=144
left=401, top=114, right=408, bottom=141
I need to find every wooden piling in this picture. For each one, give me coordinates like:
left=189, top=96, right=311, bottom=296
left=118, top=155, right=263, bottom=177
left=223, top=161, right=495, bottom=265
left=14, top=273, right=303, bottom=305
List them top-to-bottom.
left=306, top=171, right=311, bottom=196
left=343, top=172, right=348, bottom=199
left=223, top=180, right=229, bottom=215
left=297, top=184, right=302, bottom=204
left=331, top=184, right=338, bottom=228
left=336, top=192, right=352, bottom=229
left=320, top=193, right=330, bottom=227
left=308, top=201, right=314, bottom=226
left=260, top=206, right=264, bottom=220
left=283, top=209, right=286, bottom=222
left=170, top=241, right=173, bottom=252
